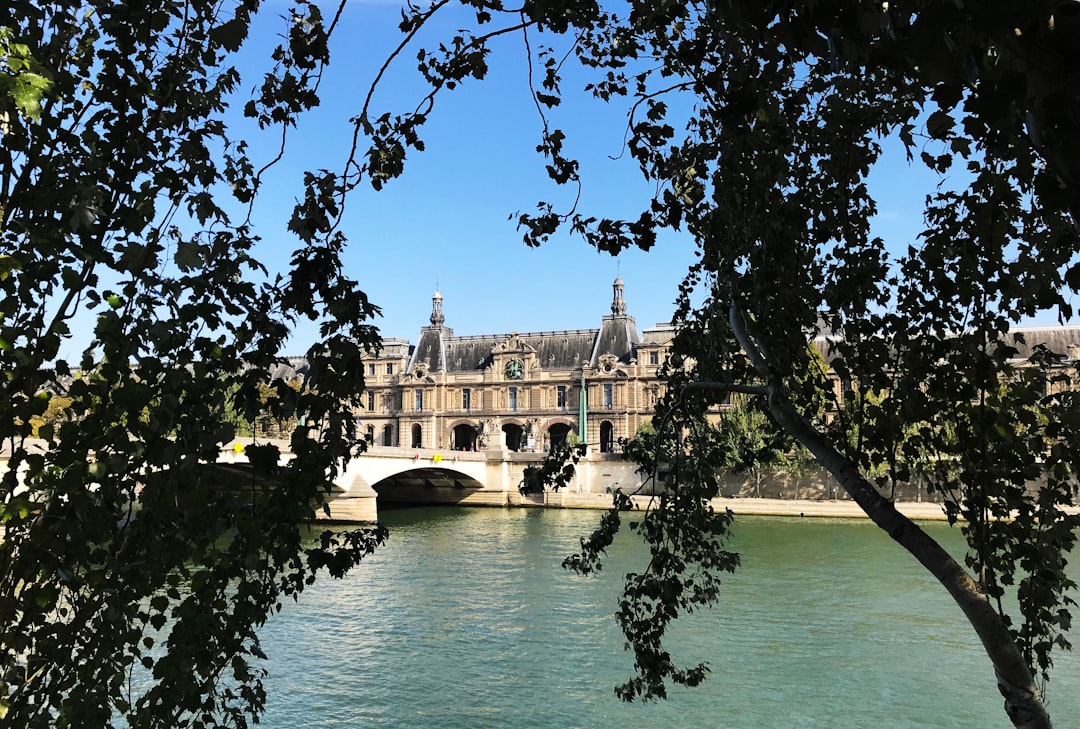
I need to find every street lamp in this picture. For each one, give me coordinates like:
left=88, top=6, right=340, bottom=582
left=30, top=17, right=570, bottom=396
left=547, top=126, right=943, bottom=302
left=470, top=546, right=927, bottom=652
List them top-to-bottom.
left=579, top=362, right=588, bottom=448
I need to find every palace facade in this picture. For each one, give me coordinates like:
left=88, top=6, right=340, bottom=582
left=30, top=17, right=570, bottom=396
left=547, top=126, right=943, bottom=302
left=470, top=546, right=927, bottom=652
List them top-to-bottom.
left=355, top=276, right=1080, bottom=455
left=358, top=278, right=670, bottom=453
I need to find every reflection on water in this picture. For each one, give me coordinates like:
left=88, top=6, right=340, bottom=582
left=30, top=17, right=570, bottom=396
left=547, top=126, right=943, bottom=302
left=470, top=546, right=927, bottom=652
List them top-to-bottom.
left=259, top=508, right=1079, bottom=728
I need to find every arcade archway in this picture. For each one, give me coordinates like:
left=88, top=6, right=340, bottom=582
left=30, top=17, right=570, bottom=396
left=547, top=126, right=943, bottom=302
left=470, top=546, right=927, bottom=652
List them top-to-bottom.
left=600, top=421, right=614, bottom=453
left=548, top=422, right=571, bottom=449
left=451, top=423, right=478, bottom=451
left=502, top=423, right=524, bottom=452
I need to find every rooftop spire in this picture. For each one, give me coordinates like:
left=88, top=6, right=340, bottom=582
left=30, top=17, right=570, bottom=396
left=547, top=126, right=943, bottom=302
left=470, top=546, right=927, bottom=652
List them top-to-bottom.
left=611, top=276, right=626, bottom=316
left=430, top=288, right=445, bottom=327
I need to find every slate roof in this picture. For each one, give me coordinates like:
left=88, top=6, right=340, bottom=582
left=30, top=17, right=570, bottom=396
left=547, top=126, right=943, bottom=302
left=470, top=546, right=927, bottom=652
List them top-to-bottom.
left=400, top=278, right=645, bottom=373
left=592, top=315, right=641, bottom=365
left=809, top=325, right=1080, bottom=365
left=1008, top=326, right=1080, bottom=359
left=411, top=327, right=624, bottom=374
left=267, top=356, right=309, bottom=381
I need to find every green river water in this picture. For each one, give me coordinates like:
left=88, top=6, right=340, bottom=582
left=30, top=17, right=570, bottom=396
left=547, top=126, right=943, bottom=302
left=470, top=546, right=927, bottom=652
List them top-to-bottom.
left=255, top=507, right=1079, bottom=728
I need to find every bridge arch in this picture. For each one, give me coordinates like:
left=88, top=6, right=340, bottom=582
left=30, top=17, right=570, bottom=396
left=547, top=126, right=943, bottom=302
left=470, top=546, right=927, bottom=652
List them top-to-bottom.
left=336, top=451, right=489, bottom=494
left=370, top=465, right=486, bottom=508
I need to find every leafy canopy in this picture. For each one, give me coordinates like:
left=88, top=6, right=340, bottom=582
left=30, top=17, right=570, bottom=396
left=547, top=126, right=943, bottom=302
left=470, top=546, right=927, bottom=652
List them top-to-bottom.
left=1, top=1, right=389, bottom=726
left=357, top=1, right=1080, bottom=726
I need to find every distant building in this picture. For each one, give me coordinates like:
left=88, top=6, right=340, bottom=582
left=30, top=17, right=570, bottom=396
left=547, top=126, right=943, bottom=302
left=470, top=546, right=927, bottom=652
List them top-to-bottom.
left=355, top=276, right=1080, bottom=453
left=358, top=278, right=672, bottom=452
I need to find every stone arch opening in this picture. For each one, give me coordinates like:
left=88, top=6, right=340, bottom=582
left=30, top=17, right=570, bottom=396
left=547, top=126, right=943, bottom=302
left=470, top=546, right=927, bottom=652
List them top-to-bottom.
left=600, top=421, right=615, bottom=453
left=547, top=422, right=572, bottom=449
left=451, top=423, right=478, bottom=451
left=502, top=423, right=524, bottom=452
left=411, top=424, right=423, bottom=449
left=382, top=425, right=394, bottom=447
left=372, top=467, right=485, bottom=509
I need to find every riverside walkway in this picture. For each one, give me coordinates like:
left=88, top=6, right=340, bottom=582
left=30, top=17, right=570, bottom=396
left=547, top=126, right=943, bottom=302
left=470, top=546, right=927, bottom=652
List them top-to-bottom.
left=522, top=492, right=954, bottom=521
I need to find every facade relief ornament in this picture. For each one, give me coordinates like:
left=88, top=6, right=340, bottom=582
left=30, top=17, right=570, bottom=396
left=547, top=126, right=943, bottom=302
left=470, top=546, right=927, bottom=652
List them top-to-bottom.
left=493, top=332, right=535, bottom=354
left=598, top=353, right=621, bottom=375
left=504, top=358, right=524, bottom=380
left=477, top=417, right=503, bottom=449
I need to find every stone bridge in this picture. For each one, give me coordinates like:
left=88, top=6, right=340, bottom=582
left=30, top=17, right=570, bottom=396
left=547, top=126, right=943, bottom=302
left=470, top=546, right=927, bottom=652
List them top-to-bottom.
left=0, top=440, right=642, bottom=524
left=217, top=442, right=643, bottom=522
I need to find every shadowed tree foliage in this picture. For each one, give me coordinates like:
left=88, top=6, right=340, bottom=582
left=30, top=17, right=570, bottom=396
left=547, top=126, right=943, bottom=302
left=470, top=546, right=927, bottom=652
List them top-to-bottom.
left=5, top=0, right=1080, bottom=726
left=358, top=1, right=1080, bottom=726
left=1, top=2, right=388, bottom=726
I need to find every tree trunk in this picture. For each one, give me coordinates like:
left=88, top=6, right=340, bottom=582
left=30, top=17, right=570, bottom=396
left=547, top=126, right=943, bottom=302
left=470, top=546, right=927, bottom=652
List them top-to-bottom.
left=728, top=305, right=1052, bottom=729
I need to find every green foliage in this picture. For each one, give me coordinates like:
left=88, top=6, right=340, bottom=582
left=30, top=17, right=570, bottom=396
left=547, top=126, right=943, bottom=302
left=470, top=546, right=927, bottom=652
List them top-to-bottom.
left=362, top=1, right=1080, bottom=725
left=1, top=2, right=385, bottom=727
left=0, top=27, right=52, bottom=121
left=566, top=396, right=740, bottom=702
left=714, top=398, right=785, bottom=497
left=518, top=442, right=587, bottom=494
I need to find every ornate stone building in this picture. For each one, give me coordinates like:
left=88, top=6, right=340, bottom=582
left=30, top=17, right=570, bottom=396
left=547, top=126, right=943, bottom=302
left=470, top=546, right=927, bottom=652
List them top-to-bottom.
left=356, top=274, right=1080, bottom=456
left=358, top=278, right=673, bottom=453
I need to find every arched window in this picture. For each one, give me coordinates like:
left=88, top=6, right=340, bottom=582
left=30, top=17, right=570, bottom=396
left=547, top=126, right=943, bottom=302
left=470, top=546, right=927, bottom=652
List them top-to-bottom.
left=411, top=424, right=423, bottom=449
left=382, top=425, right=394, bottom=447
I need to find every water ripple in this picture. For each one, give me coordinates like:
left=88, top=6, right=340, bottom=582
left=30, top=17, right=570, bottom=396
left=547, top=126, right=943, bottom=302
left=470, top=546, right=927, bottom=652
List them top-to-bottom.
left=257, top=508, right=1079, bottom=728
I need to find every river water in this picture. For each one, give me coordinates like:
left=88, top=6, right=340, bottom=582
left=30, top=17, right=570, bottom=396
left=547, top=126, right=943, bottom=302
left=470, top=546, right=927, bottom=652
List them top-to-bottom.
left=256, top=507, right=1079, bottom=728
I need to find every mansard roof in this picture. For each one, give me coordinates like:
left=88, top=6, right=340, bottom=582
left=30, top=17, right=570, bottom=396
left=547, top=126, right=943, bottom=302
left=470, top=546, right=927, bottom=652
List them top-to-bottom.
left=403, top=278, right=644, bottom=374
left=592, top=314, right=640, bottom=366
left=807, top=325, right=1080, bottom=368
left=411, top=326, right=450, bottom=373
left=1007, top=326, right=1080, bottom=360
left=411, top=328, right=625, bottom=374
left=267, top=356, right=309, bottom=381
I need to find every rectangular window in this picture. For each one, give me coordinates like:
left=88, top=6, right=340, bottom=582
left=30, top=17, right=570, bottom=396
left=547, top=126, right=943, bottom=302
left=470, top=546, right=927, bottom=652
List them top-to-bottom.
left=649, top=350, right=659, bottom=365
left=368, top=363, right=376, bottom=375
left=386, top=363, right=394, bottom=375
left=603, top=383, right=613, bottom=409
left=556, top=386, right=566, bottom=409
left=508, top=387, right=518, bottom=411
left=462, top=388, right=471, bottom=411
left=415, top=389, right=424, bottom=411
left=367, top=391, right=375, bottom=411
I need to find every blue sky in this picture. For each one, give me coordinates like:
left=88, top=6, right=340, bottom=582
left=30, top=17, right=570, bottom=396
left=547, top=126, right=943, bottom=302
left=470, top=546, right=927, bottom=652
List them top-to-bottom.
left=229, top=2, right=972, bottom=353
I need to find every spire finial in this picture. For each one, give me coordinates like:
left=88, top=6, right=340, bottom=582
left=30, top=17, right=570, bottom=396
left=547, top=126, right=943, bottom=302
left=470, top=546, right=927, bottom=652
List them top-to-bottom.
left=611, top=275, right=626, bottom=315
left=430, top=286, right=445, bottom=327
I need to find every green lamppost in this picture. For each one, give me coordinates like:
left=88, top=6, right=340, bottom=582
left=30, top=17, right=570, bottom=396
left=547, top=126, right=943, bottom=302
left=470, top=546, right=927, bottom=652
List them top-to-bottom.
left=578, top=364, right=587, bottom=448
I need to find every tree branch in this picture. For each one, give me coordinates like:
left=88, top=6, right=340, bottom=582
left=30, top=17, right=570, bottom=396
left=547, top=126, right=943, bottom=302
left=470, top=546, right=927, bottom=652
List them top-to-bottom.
left=726, top=301, right=1052, bottom=729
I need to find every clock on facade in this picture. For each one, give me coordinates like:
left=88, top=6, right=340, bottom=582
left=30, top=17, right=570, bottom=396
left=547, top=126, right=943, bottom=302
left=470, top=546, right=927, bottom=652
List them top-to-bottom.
left=505, top=358, right=524, bottom=379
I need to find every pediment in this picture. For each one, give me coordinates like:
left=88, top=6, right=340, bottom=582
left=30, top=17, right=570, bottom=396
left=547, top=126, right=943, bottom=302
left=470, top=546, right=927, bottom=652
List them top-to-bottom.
left=492, top=332, right=537, bottom=355
left=596, top=353, right=627, bottom=376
